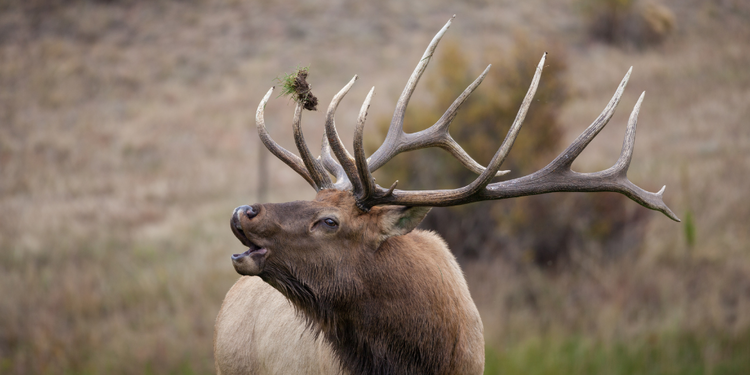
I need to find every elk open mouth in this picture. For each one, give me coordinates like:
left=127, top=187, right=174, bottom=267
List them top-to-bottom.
left=230, top=206, right=269, bottom=275
left=230, top=210, right=267, bottom=260
left=230, top=226, right=268, bottom=260
left=230, top=238, right=269, bottom=276
left=232, top=243, right=267, bottom=260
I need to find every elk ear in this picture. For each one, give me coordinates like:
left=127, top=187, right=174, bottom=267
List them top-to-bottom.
left=378, top=206, right=432, bottom=239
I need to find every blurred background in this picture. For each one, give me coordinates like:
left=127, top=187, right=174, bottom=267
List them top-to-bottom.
left=1, top=0, right=748, bottom=374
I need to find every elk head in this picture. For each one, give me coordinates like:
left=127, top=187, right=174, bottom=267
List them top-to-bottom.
left=226, top=15, right=678, bottom=375
left=229, top=188, right=430, bottom=283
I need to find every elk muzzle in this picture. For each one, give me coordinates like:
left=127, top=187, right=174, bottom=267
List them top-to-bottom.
left=230, top=205, right=268, bottom=276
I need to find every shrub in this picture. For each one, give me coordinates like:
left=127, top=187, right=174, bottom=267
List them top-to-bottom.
left=581, top=0, right=676, bottom=48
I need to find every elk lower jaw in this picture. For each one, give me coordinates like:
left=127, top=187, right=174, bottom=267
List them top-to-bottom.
left=231, top=243, right=268, bottom=276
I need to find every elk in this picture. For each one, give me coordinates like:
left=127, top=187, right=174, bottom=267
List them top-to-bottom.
left=214, top=16, right=679, bottom=375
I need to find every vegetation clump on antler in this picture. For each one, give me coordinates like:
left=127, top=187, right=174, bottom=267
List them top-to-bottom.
left=275, top=67, right=318, bottom=111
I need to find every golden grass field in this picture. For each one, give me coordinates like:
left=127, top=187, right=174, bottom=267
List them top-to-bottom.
left=1, top=0, right=749, bottom=373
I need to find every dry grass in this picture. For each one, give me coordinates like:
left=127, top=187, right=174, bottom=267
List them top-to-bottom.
left=1, top=0, right=749, bottom=373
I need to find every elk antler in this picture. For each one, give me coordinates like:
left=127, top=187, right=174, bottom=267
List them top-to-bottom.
left=255, top=16, right=679, bottom=222
left=357, top=66, right=679, bottom=222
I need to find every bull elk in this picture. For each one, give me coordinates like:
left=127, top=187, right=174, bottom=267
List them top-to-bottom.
left=214, top=16, right=679, bottom=375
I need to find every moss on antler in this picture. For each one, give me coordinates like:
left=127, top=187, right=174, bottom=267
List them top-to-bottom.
left=275, top=67, right=318, bottom=111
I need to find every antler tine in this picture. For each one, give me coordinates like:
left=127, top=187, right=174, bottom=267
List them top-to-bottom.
left=366, top=16, right=453, bottom=171
left=366, top=17, right=507, bottom=178
left=455, top=52, right=547, bottom=195
left=426, top=64, right=509, bottom=177
left=548, top=67, right=632, bottom=171
left=325, top=75, right=364, bottom=195
left=256, top=87, right=318, bottom=190
left=353, top=87, right=376, bottom=206
left=612, top=90, right=643, bottom=176
left=605, top=92, right=679, bottom=221
left=292, top=102, right=334, bottom=191
left=320, top=134, right=352, bottom=191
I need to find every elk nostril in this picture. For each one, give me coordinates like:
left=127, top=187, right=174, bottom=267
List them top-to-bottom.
left=233, top=205, right=258, bottom=226
left=245, top=205, right=258, bottom=219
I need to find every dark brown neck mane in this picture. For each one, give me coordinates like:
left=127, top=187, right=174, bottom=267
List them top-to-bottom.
left=260, top=230, right=475, bottom=375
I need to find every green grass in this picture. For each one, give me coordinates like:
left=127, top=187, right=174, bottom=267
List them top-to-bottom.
left=274, top=66, right=310, bottom=99
left=274, top=66, right=318, bottom=111
left=485, top=331, right=750, bottom=375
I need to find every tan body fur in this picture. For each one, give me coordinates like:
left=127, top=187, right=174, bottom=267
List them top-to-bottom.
left=214, top=276, right=345, bottom=375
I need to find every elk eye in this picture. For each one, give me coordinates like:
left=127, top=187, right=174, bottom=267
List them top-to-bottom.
left=322, top=218, right=338, bottom=228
